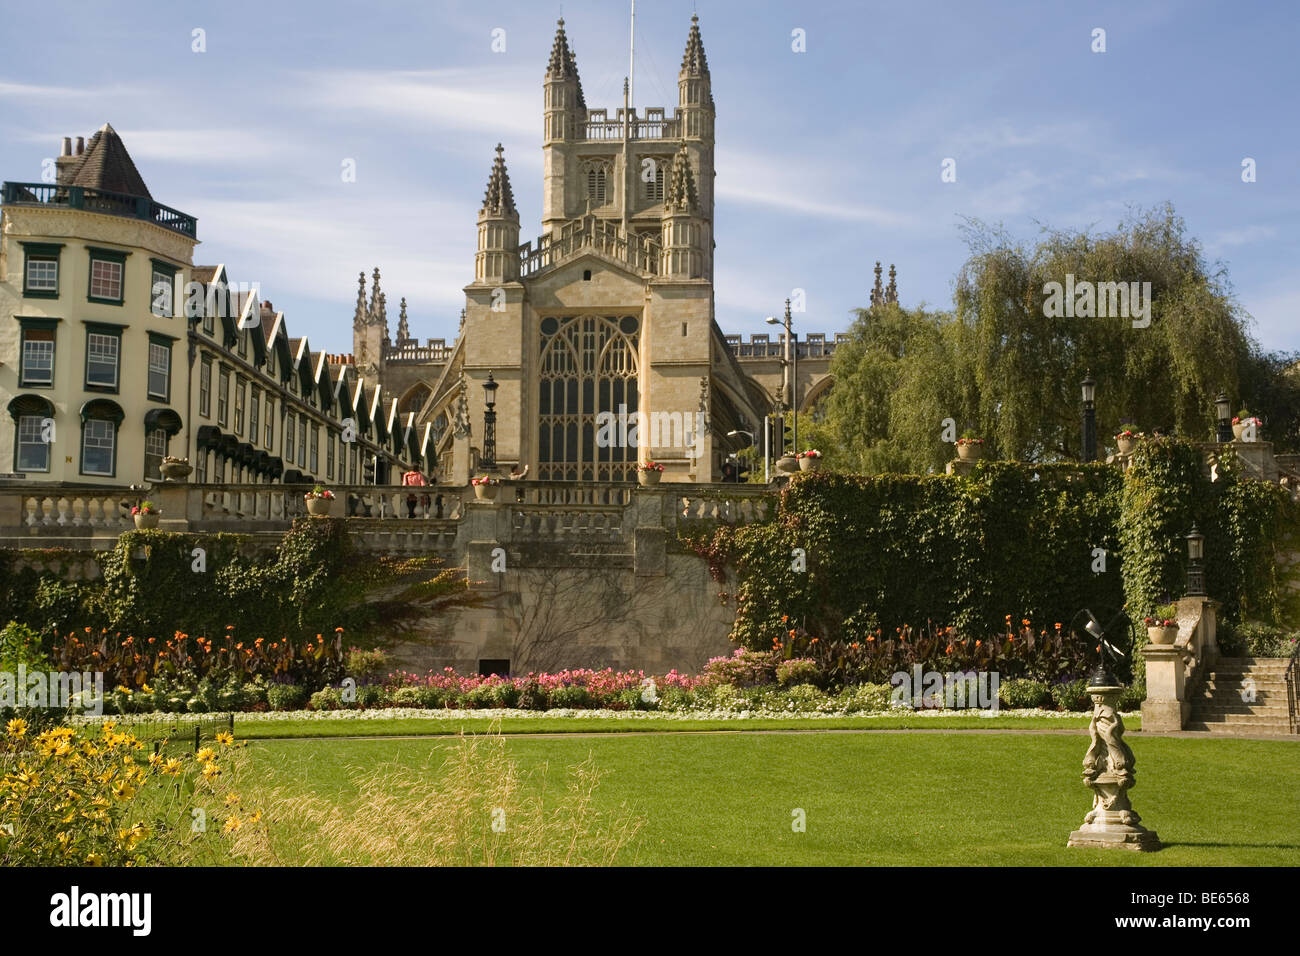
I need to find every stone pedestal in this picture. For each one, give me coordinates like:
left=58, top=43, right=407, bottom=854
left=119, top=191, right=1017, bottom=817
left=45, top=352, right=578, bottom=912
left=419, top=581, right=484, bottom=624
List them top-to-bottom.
left=945, top=458, right=977, bottom=477
left=1140, top=644, right=1190, bottom=732
left=1068, top=686, right=1161, bottom=851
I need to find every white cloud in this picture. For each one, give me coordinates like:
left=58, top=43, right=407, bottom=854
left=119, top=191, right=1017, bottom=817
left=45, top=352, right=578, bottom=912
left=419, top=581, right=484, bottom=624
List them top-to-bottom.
left=715, top=149, right=916, bottom=226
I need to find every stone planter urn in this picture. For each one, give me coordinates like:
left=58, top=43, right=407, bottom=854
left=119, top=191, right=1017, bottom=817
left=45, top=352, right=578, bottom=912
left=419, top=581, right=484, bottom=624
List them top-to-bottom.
left=1115, top=436, right=1136, bottom=456
left=955, top=441, right=983, bottom=462
left=775, top=455, right=799, bottom=475
left=798, top=455, right=821, bottom=472
left=160, top=460, right=192, bottom=481
left=637, top=468, right=663, bottom=485
left=473, top=482, right=500, bottom=501
left=304, top=496, right=333, bottom=517
left=133, top=512, right=160, bottom=530
left=1146, top=625, right=1178, bottom=646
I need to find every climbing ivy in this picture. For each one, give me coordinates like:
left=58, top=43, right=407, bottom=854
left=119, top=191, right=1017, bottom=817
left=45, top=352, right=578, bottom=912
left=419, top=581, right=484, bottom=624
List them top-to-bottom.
left=688, top=446, right=1297, bottom=658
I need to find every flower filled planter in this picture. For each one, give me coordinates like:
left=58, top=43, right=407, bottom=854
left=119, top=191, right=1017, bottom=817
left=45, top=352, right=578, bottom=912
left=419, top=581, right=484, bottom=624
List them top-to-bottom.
left=1232, top=412, right=1261, bottom=442
left=1114, top=429, right=1140, bottom=456
left=955, top=435, right=984, bottom=462
left=796, top=449, right=822, bottom=472
left=775, top=454, right=800, bottom=475
left=159, top=456, right=192, bottom=481
left=636, top=461, right=665, bottom=485
left=472, top=476, right=500, bottom=500
left=304, top=486, right=336, bottom=517
left=131, top=502, right=160, bottom=530
left=1144, top=604, right=1179, bottom=645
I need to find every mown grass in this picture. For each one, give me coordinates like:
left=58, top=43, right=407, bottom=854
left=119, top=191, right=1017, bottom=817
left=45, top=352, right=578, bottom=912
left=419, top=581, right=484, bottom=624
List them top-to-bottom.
left=232, top=712, right=1112, bottom=739
left=237, top=731, right=1299, bottom=866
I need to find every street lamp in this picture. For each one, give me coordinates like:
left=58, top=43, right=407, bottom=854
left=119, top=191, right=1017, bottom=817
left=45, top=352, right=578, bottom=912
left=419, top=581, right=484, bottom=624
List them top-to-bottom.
left=767, top=300, right=798, bottom=456
left=481, top=371, right=499, bottom=471
left=1081, top=371, right=1097, bottom=463
left=1215, top=393, right=1233, bottom=443
left=727, top=429, right=764, bottom=484
left=1186, top=524, right=1206, bottom=597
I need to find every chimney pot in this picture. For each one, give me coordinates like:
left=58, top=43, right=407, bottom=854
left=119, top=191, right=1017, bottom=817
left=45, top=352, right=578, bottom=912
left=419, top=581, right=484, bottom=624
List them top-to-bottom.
left=75, top=136, right=85, bottom=155
left=61, top=137, right=71, bottom=157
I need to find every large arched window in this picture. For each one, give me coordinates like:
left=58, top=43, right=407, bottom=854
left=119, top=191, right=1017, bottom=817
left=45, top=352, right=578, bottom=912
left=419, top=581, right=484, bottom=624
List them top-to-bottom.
left=538, top=315, right=639, bottom=481
left=8, top=394, right=55, bottom=473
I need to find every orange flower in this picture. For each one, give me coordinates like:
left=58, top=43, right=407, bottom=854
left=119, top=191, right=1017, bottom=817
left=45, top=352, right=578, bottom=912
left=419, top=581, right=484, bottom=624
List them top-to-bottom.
left=1021, top=619, right=1029, bottom=627
left=1054, top=622, right=1062, bottom=631
left=226, top=625, right=235, bottom=631
left=335, top=627, right=345, bottom=634
left=867, top=636, right=875, bottom=642
left=810, top=638, right=818, bottom=644
left=976, top=640, right=982, bottom=647
left=851, top=643, right=859, bottom=650
left=945, top=644, right=954, bottom=654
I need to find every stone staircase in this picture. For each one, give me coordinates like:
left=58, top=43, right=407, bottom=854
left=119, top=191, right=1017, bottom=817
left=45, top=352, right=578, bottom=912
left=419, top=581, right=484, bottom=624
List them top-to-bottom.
left=1186, top=658, right=1296, bottom=736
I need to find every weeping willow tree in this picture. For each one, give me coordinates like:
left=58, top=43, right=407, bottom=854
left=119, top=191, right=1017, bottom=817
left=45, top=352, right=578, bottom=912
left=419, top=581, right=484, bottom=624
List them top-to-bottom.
left=822, top=204, right=1292, bottom=472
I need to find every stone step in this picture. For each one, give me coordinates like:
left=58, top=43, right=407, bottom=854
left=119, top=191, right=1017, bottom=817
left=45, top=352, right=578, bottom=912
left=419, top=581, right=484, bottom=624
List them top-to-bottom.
left=1199, top=680, right=1287, bottom=692
left=1194, top=691, right=1287, bottom=704
left=1193, top=705, right=1290, bottom=717
left=1194, top=707, right=1290, bottom=718
left=1192, top=709, right=1291, bottom=722
left=1184, top=721, right=1297, bottom=736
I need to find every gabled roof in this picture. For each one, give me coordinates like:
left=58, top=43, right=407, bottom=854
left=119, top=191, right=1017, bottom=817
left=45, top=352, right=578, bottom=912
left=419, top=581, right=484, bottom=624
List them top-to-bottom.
left=69, top=123, right=152, bottom=198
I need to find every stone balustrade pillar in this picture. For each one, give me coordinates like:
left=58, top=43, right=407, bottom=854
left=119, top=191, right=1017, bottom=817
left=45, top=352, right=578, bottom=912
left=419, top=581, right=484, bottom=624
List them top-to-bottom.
left=1140, top=644, right=1190, bottom=732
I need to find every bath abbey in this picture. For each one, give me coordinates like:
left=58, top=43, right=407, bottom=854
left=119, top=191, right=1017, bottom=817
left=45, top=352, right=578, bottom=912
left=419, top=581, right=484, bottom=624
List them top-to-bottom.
left=348, top=16, right=873, bottom=484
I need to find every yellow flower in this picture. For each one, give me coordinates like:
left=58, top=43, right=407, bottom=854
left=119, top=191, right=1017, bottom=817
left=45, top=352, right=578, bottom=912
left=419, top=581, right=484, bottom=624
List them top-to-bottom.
left=5, top=718, right=28, bottom=738
left=215, top=731, right=234, bottom=747
left=195, top=747, right=216, bottom=763
left=148, top=752, right=163, bottom=768
left=161, top=759, right=183, bottom=777
left=201, top=762, right=221, bottom=780
left=111, top=780, right=136, bottom=801
left=224, top=793, right=241, bottom=806
left=249, top=810, right=262, bottom=823
left=222, top=816, right=242, bottom=833
left=86, top=852, right=105, bottom=866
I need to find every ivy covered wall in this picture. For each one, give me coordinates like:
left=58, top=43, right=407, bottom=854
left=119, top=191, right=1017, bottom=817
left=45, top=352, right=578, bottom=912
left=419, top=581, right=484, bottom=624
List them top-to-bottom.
left=687, top=441, right=1300, bottom=656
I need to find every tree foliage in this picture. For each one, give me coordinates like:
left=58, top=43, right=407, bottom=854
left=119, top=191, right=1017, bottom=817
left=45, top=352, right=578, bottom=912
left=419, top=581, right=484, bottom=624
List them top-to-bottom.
left=819, top=205, right=1298, bottom=472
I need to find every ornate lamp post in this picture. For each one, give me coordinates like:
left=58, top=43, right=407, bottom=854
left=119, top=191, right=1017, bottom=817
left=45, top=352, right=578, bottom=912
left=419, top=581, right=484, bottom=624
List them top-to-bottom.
left=767, top=300, right=797, bottom=456
left=481, top=371, right=498, bottom=472
left=1081, top=371, right=1097, bottom=463
left=1215, top=392, right=1233, bottom=443
left=1186, top=524, right=1206, bottom=597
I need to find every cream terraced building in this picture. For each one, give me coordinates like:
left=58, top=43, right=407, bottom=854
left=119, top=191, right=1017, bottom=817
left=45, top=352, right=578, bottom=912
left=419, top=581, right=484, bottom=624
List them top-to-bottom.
left=0, top=124, right=427, bottom=488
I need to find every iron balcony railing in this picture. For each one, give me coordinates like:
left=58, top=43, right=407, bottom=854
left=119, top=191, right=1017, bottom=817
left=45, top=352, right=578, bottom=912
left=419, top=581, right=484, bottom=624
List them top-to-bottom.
left=1, top=181, right=198, bottom=239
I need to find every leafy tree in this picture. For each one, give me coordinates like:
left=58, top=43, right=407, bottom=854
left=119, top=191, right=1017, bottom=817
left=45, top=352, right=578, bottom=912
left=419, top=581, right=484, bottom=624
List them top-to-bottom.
left=821, top=204, right=1295, bottom=470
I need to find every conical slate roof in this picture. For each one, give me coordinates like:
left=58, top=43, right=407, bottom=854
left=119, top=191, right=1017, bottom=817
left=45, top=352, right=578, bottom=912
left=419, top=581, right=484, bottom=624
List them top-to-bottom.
left=680, top=14, right=710, bottom=76
left=69, top=123, right=151, bottom=199
left=480, top=144, right=517, bottom=217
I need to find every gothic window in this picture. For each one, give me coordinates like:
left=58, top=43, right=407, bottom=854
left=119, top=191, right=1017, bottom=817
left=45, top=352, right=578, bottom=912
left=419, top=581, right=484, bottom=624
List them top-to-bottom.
left=641, top=157, right=667, bottom=201
left=583, top=161, right=610, bottom=206
left=538, top=315, right=639, bottom=482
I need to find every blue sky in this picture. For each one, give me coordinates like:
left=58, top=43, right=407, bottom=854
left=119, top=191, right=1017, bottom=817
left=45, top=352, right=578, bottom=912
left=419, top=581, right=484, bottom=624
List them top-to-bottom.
left=2, top=0, right=1297, bottom=353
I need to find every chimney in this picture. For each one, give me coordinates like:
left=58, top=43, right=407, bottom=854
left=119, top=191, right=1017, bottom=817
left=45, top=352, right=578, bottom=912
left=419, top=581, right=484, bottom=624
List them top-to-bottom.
left=56, top=134, right=82, bottom=185
left=75, top=136, right=85, bottom=155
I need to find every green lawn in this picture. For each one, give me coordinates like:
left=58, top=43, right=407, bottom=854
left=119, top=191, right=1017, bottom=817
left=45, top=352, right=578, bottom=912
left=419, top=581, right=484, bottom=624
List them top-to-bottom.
left=232, top=713, right=1111, bottom=739
left=239, top=731, right=1299, bottom=866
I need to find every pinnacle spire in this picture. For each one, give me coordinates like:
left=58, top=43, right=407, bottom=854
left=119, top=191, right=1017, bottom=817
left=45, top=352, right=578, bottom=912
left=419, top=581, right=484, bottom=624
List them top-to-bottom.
left=680, top=13, right=710, bottom=76
left=546, top=18, right=586, bottom=108
left=481, top=143, right=517, bottom=218
left=664, top=146, right=698, bottom=212
left=871, top=262, right=884, bottom=307
left=886, top=264, right=898, bottom=304
left=369, top=267, right=382, bottom=316
left=354, top=271, right=367, bottom=323
left=396, top=296, right=411, bottom=345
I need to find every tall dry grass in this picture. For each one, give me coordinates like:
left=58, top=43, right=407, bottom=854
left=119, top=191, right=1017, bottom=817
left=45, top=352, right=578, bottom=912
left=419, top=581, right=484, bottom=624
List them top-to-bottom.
left=227, top=730, right=644, bottom=866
